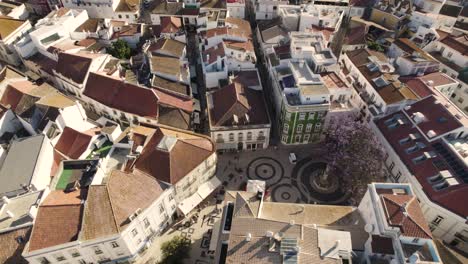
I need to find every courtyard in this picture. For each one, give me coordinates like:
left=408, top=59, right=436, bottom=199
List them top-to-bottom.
left=138, top=144, right=354, bottom=264
left=216, top=144, right=351, bottom=205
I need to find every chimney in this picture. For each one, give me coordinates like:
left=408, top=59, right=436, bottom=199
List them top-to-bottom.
left=206, top=54, right=210, bottom=63
left=299, top=61, right=304, bottom=68
left=2, top=196, right=10, bottom=204
left=6, top=210, right=14, bottom=218
left=246, top=233, right=252, bottom=241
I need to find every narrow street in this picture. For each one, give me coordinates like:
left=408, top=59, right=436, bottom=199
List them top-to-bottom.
left=187, top=31, right=209, bottom=135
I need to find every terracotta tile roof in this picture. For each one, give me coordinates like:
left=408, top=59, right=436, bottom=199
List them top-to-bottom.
left=0, top=16, right=26, bottom=40
left=160, top=16, right=182, bottom=34
left=75, top=18, right=99, bottom=32
left=111, top=24, right=141, bottom=39
left=309, top=25, right=334, bottom=42
left=345, top=25, right=367, bottom=46
left=203, top=27, right=228, bottom=39
left=441, top=35, right=468, bottom=55
left=76, top=38, right=97, bottom=48
left=149, top=38, right=185, bottom=58
left=393, top=38, right=435, bottom=61
left=224, top=40, right=253, bottom=52
left=202, top=42, right=225, bottom=65
left=347, top=49, right=419, bottom=104
left=55, top=52, right=103, bottom=84
left=24, top=53, right=57, bottom=75
left=150, top=54, right=182, bottom=76
left=84, top=72, right=159, bottom=118
left=321, top=72, right=349, bottom=89
left=400, top=72, right=457, bottom=98
left=152, top=75, right=190, bottom=96
left=209, top=78, right=269, bottom=127
left=153, top=88, right=193, bottom=113
left=376, top=96, right=468, bottom=217
left=158, top=106, right=191, bottom=130
left=55, top=127, right=93, bottom=159
left=134, top=127, right=214, bottom=184
left=51, top=150, right=66, bottom=178
left=107, top=170, right=164, bottom=230
left=80, top=185, right=118, bottom=240
left=28, top=190, right=87, bottom=252
left=381, top=194, right=432, bottom=239
left=0, top=226, right=30, bottom=264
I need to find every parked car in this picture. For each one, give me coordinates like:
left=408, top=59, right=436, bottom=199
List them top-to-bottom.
left=289, top=153, right=297, bottom=164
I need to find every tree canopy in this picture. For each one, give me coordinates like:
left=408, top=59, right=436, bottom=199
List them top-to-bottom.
left=107, top=39, right=131, bottom=59
left=324, top=115, right=386, bottom=203
left=159, top=236, right=191, bottom=264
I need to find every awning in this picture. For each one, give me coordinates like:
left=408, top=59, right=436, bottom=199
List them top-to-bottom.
left=177, top=176, right=221, bottom=215
left=198, top=176, right=221, bottom=198
left=178, top=191, right=203, bottom=216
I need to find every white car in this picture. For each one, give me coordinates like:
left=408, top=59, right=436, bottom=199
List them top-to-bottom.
left=289, top=153, right=297, bottom=164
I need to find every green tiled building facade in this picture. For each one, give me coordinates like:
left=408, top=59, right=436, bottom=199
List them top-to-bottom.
left=279, top=103, right=327, bottom=144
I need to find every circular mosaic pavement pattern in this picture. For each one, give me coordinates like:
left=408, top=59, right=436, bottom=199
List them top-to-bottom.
left=247, top=157, right=284, bottom=186
left=291, top=158, right=348, bottom=204
left=271, top=183, right=302, bottom=203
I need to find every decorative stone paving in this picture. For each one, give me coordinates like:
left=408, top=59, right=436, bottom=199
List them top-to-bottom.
left=246, top=157, right=284, bottom=186
left=291, top=158, right=349, bottom=204
left=270, top=183, right=303, bottom=203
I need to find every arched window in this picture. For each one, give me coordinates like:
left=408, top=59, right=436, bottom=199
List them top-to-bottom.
left=238, top=132, right=244, bottom=141
left=247, top=132, right=252, bottom=140
left=229, top=133, right=234, bottom=142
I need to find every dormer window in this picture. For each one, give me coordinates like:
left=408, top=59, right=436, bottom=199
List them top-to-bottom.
left=399, top=137, right=411, bottom=145
left=413, top=155, right=427, bottom=164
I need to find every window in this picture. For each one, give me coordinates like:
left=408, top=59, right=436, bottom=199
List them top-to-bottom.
left=118, top=14, right=122, bottom=18
left=126, top=15, right=129, bottom=19
left=447, top=52, right=453, bottom=58
left=458, top=98, right=464, bottom=104
left=299, top=113, right=306, bottom=121
left=315, top=122, right=321, bottom=129
left=306, top=123, right=313, bottom=133
left=283, top=124, right=289, bottom=133
left=296, top=124, right=303, bottom=133
left=258, top=131, right=265, bottom=139
left=238, top=132, right=243, bottom=141
left=247, top=132, right=252, bottom=140
left=229, top=133, right=234, bottom=142
left=216, top=134, right=223, bottom=142
left=303, top=134, right=310, bottom=142
left=281, top=135, right=288, bottom=142
left=295, top=135, right=301, bottom=142
left=389, top=162, right=395, bottom=170
left=394, top=172, right=401, bottom=182
left=168, top=194, right=174, bottom=201
left=159, top=204, right=164, bottom=213
left=171, top=204, right=176, bottom=210
left=432, top=216, right=444, bottom=226
left=143, top=218, right=150, bottom=228
left=131, top=228, right=138, bottom=237
left=412, top=238, right=419, bottom=243
left=111, top=241, right=120, bottom=248
left=93, top=246, right=103, bottom=255
left=69, top=249, right=81, bottom=258
left=53, top=254, right=66, bottom=261
left=37, top=257, right=50, bottom=264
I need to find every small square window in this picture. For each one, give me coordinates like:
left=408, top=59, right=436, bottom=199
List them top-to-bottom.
left=131, top=228, right=138, bottom=237
left=111, top=241, right=119, bottom=248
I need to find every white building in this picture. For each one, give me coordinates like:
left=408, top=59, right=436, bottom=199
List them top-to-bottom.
left=0, top=0, right=29, bottom=19
left=62, top=0, right=120, bottom=19
left=227, top=0, right=245, bottom=18
left=14, top=8, right=89, bottom=60
left=0, top=16, right=32, bottom=66
left=423, top=33, right=468, bottom=114
left=201, top=42, right=228, bottom=89
left=341, top=48, right=419, bottom=122
left=207, top=70, right=271, bottom=151
left=372, top=95, right=468, bottom=253
left=131, top=125, right=218, bottom=216
left=0, top=135, right=54, bottom=198
left=23, top=168, right=177, bottom=264
left=359, top=183, right=442, bottom=264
